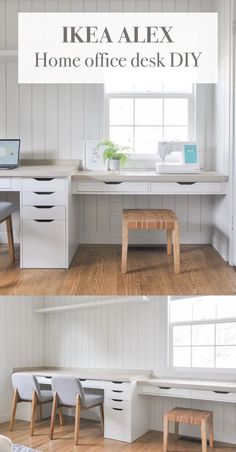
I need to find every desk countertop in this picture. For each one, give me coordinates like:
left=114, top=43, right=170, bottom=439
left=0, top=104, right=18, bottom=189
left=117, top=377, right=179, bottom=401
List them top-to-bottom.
left=0, top=161, right=79, bottom=178
left=72, top=170, right=228, bottom=183
left=13, top=367, right=152, bottom=382
left=138, top=378, right=236, bottom=392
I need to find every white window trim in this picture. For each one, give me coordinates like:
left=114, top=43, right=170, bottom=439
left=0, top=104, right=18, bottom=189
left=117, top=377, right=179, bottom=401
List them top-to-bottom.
left=104, top=88, right=196, bottom=162
left=162, top=298, right=236, bottom=381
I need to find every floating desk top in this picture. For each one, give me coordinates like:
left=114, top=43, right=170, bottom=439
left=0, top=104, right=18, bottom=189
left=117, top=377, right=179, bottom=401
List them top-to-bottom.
left=0, top=160, right=79, bottom=178
left=72, top=170, right=228, bottom=183
left=13, top=367, right=152, bottom=382
left=138, top=378, right=236, bottom=393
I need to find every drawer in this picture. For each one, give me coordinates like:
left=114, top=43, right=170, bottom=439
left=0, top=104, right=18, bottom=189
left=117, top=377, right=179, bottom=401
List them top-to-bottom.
left=0, top=178, right=12, bottom=189
left=23, top=178, right=66, bottom=192
left=76, top=181, right=149, bottom=193
left=150, top=182, right=227, bottom=195
left=22, top=192, right=66, bottom=206
left=22, top=206, right=65, bottom=220
left=22, top=219, right=66, bottom=268
left=80, top=379, right=101, bottom=388
left=106, top=381, right=131, bottom=393
left=140, top=384, right=191, bottom=399
left=106, top=388, right=131, bottom=400
left=190, top=389, right=236, bottom=403
left=105, top=399, right=130, bottom=410
left=104, top=406, right=131, bottom=443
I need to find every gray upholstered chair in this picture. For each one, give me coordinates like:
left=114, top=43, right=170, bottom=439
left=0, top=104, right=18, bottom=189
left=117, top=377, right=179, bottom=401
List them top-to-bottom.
left=0, top=202, right=16, bottom=262
left=10, top=373, right=53, bottom=435
left=50, top=375, right=104, bottom=445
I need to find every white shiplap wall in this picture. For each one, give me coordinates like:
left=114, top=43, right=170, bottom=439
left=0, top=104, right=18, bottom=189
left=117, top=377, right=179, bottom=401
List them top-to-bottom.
left=0, top=0, right=217, bottom=246
left=0, top=296, right=44, bottom=423
left=43, top=296, right=236, bottom=444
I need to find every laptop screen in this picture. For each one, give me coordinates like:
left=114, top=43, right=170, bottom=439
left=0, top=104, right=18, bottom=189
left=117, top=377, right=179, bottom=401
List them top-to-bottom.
left=0, top=140, right=20, bottom=167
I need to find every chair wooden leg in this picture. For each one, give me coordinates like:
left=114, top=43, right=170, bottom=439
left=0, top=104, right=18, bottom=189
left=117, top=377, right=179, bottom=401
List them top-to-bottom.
left=6, top=215, right=15, bottom=262
left=121, top=221, right=128, bottom=273
left=173, top=221, right=180, bottom=274
left=166, top=229, right=172, bottom=256
left=10, top=389, right=19, bottom=432
left=30, top=391, right=38, bottom=436
left=49, top=394, right=58, bottom=440
left=74, top=395, right=81, bottom=446
left=99, top=404, right=104, bottom=433
left=58, top=406, right=64, bottom=426
left=209, top=414, right=214, bottom=447
left=163, top=415, right=169, bottom=452
left=174, top=421, right=179, bottom=440
left=201, top=421, right=208, bottom=452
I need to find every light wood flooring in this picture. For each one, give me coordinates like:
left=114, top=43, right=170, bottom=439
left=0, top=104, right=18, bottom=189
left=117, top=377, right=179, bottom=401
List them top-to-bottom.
left=0, top=244, right=235, bottom=295
left=0, top=418, right=235, bottom=452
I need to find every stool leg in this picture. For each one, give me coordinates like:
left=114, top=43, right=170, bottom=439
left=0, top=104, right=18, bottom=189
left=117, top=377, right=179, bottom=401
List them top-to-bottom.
left=6, top=215, right=15, bottom=262
left=173, top=221, right=180, bottom=274
left=121, top=222, right=128, bottom=273
left=166, top=229, right=172, bottom=255
left=209, top=413, right=214, bottom=447
left=163, top=415, right=169, bottom=452
left=174, top=421, right=179, bottom=440
left=201, top=421, right=207, bottom=452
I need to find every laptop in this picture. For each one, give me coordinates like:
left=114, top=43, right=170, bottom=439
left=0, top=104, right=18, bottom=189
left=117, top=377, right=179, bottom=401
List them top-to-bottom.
left=0, top=139, right=20, bottom=169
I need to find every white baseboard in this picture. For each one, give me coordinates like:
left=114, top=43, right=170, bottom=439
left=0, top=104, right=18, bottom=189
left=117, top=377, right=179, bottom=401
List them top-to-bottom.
left=212, top=229, right=229, bottom=262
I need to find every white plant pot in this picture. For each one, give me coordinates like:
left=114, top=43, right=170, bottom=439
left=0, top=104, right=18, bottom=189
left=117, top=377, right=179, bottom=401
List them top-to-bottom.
left=108, top=159, right=120, bottom=172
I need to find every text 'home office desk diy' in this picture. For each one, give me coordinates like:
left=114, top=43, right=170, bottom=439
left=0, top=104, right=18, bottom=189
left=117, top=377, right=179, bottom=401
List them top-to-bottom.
left=0, top=162, right=228, bottom=269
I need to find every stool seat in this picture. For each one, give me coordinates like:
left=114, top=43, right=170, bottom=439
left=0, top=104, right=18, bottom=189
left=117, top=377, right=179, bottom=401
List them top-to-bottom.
left=0, top=202, right=15, bottom=223
left=121, top=209, right=180, bottom=274
left=163, top=407, right=214, bottom=452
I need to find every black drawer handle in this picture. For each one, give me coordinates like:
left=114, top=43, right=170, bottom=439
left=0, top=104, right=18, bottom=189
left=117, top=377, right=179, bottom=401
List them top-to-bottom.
left=34, top=178, right=54, bottom=181
left=104, top=182, right=123, bottom=185
left=177, top=182, right=196, bottom=185
left=34, top=192, right=54, bottom=195
left=33, top=206, right=54, bottom=209
left=34, top=219, right=54, bottom=223
left=80, top=379, right=86, bottom=382
left=112, top=381, right=123, bottom=384
left=158, top=387, right=171, bottom=390
left=112, top=390, right=122, bottom=393
left=213, top=391, right=230, bottom=394
left=112, top=399, right=122, bottom=402
left=112, top=408, right=123, bottom=411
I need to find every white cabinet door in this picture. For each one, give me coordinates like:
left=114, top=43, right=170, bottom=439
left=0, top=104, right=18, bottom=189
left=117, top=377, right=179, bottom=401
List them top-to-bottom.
left=22, top=219, right=66, bottom=268
left=104, top=406, right=131, bottom=442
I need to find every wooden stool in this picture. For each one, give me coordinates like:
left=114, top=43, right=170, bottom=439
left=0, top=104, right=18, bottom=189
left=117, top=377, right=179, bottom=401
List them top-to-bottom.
left=121, top=209, right=180, bottom=274
left=163, top=407, right=214, bottom=452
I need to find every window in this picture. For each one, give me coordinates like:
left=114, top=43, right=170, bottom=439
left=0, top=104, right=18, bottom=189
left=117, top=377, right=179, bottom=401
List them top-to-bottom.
left=105, top=81, right=195, bottom=156
left=168, top=297, right=236, bottom=372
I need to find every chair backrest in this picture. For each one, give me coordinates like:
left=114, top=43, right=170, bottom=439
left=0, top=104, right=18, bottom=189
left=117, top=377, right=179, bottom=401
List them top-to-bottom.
left=11, top=373, right=40, bottom=401
left=51, top=375, right=85, bottom=407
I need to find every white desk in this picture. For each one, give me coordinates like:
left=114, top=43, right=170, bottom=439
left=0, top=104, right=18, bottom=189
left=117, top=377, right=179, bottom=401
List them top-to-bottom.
left=0, top=164, right=228, bottom=268
left=13, top=367, right=152, bottom=443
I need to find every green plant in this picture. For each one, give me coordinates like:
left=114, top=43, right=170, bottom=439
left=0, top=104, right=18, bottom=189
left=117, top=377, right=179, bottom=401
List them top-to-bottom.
left=97, top=139, right=130, bottom=167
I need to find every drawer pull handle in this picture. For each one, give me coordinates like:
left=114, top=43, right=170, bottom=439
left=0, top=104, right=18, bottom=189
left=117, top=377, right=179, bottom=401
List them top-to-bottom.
left=34, top=178, right=54, bottom=181
left=104, top=182, right=123, bottom=185
left=177, top=182, right=196, bottom=185
left=34, top=192, right=54, bottom=195
left=33, top=206, right=54, bottom=209
left=34, top=220, right=55, bottom=223
left=80, top=379, right=86, bottom=382
left=112, top=381, right=123, bottom=384
left=158, top=387, right=171, bottom=390
left=112, top=390, right=122, bottom=393
left=213, top=391, right=229, bottom=394
left=112, top=399, right=122, bottom=402
left=112, top=408, right=123, bottom=411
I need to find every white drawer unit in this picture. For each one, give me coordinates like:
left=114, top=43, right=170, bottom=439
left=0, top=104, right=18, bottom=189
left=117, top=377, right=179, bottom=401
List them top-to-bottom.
left=22, top=177, right=66, bottom=192
left=0, top=178, right=12, bottom=189
left=76, top=181, right=149, bottom=193
left=150, top=181, right=227, bottom=195
left=22, top=191, right=66, bottom=206
left=22, top=206, right=66, bottom=220
left=22, top=219, right=66, bottom=268
left=80, top=379, right=101, bottom=388
left=106, top=381, right=131, bottom=392
left=140, top=384, right=191, bottom=399
left=106, top=388, right=131, bottom=400
left=190, top=389, right=236, bottom=404
left=105, top=398, right=130, bottom=410
left=104, top=406, right=131, bottom=443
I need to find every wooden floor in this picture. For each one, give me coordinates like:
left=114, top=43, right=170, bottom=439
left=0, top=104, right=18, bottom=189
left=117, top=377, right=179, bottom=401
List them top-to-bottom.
left=0, top=244, right=236, bottom=295
left=0, top=419, right=235, bottom=452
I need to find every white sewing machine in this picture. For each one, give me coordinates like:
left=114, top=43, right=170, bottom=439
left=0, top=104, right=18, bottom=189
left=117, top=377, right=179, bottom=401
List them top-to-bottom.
left=156, top=141, right=200, bottom=173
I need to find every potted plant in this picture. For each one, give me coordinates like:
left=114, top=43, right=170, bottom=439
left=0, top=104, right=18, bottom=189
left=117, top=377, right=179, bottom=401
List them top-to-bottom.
left=97, top=139, right=129, bottom=171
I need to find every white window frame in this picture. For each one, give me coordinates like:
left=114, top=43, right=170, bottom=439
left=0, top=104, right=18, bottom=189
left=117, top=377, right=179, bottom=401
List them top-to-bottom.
left=104, top=87, right=196, bottom=161
left=164, top=297, right=236, bottom=380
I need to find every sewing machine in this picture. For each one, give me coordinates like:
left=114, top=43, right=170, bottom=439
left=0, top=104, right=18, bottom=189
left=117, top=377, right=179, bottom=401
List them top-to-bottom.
left=156, top=141, right=200, bottom=173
